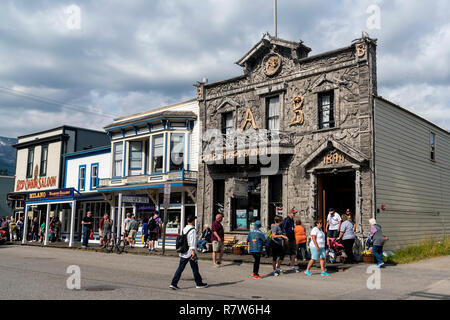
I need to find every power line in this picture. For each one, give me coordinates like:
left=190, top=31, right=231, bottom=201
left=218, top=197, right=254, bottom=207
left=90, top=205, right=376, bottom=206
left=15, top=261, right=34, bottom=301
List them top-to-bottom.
left=0, top=86, right=118, bottom=118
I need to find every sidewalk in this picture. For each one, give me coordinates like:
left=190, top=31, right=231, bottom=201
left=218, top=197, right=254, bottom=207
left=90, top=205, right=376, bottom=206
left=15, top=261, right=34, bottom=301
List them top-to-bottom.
left=7, top=240, right=356, bottom=271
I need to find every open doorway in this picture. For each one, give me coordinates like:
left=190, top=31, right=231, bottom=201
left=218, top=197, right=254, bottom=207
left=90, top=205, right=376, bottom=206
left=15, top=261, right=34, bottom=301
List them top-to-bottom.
left=317, top=171, right=355, bottom=226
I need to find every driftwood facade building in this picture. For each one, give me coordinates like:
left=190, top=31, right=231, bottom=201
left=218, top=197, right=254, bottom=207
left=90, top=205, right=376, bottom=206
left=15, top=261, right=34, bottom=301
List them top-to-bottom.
left=195, top=33, right=450, bottom=250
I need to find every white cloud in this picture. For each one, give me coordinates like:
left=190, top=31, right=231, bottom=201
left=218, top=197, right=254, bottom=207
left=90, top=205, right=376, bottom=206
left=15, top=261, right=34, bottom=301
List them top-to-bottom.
left=0, top=0, right=449, bottom=137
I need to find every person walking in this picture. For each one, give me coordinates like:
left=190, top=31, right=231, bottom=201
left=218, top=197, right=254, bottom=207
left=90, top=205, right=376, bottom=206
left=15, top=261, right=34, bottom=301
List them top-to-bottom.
left=325, top=208, right=342, bottom=248
left=346, top=208, right=356, bottom=232
left=281, top=209, right=298, bottom=273
left=81, top=211, right=93, bottom=248
left=148, top=212, right=162, bottom=251
left=99, top=213, right=107, bottom=247
left=123, top=213, right=131, bottom=240
left=211, top=213, right=224, bottom=267
left=126, top=214, right=139, bottom=247
left=336, top=214, right=356, bottom=263
left=101, top=215, right=113, bottom=248
left=170, top=215, right=208, bottom=290
left=2, top=216, right=10, bottom=241
left=270, top=216, right=288, bottom=276
left=17, top=217, right=24, bottom=241
left=31, top=217, right=39, bottom=242
left=9, top=218, right=17, bottom=241
left=142, top=218, right=149, bottom=248
left=294, top=218, right=308, bottom=262
left=369, top=218, right=385, bottom=267
left=246, top=220, right=267, bottom=279
left=305, top=220, right=330, bottom=276
left=39, top=221, right=46, bottom=243
left=198, top=225, right=211, bottom=253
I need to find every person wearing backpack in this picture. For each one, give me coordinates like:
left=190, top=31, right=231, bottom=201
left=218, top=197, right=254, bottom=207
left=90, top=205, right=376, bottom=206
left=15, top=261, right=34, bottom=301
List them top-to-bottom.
left=148, top=212, right=162, bottom=252
left=170, top=215, right=208, bottom=290
left=246, top=221, right=268, bottom=279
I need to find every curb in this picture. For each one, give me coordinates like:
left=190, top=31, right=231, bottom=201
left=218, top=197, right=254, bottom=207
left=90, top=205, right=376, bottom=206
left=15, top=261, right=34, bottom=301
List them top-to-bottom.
left=8, top=242, right=355, bottom=270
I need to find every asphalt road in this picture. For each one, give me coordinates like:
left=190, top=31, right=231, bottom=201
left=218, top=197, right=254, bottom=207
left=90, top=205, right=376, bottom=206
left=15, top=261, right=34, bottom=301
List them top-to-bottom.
left=0, top=245, right=449, bottom=300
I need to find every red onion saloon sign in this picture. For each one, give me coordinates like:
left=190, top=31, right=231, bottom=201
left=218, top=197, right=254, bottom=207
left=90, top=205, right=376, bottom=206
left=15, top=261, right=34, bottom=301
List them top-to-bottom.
left=16, top=165, right=57, bottom=191
left=16, top=176, right=57, bottom=191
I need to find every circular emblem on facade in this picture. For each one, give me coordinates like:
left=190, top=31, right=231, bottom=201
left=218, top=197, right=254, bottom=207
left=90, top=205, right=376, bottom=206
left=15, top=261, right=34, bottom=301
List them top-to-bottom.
left=263, top=54, right=282, bottom=77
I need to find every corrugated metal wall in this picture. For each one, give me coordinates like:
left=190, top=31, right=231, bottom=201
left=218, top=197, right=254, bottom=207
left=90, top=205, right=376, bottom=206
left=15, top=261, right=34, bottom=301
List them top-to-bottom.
left=374, top=98, right=450, bottom=249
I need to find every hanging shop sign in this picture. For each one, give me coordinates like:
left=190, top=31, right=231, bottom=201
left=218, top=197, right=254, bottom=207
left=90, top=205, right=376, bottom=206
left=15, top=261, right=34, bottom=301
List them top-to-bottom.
left=26, top=188, right=74, bottom=201
left=7, top=194, right=25, bottom=201
left=122, top=195, right=150, bottom=204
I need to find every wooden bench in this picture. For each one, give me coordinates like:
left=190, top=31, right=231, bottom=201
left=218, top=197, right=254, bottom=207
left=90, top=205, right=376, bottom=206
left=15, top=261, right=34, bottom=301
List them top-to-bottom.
left=223, top=235, right=238, bottom=252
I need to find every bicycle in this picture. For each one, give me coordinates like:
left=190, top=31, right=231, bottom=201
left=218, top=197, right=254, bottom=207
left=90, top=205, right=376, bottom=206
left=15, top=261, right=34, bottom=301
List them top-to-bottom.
left=104, top=233, right=129, bottom=254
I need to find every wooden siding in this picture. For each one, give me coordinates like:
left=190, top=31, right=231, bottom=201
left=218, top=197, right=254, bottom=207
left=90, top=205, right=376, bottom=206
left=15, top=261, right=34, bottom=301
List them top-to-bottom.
left=374, top=98, right=450, bottom=249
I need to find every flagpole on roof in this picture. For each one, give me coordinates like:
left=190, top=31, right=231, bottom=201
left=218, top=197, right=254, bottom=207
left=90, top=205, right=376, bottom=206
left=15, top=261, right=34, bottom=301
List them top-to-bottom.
left=274, top=0, right=277, bottom=37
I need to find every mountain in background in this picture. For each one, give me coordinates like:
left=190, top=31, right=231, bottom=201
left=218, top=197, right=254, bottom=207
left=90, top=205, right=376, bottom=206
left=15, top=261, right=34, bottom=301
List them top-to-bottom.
left=0, top=136, right=17, bottom=176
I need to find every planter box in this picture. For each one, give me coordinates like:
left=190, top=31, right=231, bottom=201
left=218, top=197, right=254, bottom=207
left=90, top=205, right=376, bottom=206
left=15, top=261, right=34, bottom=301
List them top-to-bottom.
left=232, top=247, right=244, bottom=255
left=362, top=254, right=375, bottom=263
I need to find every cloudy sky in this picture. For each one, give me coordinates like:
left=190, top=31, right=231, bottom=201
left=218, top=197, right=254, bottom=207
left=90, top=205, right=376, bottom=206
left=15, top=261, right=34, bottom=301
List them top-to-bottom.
left=0, top=0, right=449, bottom=137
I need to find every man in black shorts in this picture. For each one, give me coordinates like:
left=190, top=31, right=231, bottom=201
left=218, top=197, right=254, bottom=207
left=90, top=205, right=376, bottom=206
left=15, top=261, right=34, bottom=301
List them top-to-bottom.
left=281, top=209, right=299, bottom=273
left=271, top=216, right=288, bottom=276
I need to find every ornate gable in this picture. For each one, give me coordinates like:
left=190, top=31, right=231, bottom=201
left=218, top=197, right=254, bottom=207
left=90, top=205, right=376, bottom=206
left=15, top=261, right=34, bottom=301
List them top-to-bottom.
left=235, top=34, right=311, bottom=82
left=300, top=140, right=369, bottom=174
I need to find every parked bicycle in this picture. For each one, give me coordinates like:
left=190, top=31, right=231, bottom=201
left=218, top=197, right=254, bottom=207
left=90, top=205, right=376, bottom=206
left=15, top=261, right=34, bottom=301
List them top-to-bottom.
left=104, top=233, right=130, bottom=254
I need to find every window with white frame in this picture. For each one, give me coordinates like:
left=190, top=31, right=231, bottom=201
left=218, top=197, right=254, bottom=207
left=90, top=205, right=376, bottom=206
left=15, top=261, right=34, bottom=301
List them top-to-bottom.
left=266, top=96, right=280, bottom=131
left=170, top=133, right=185, bottom=171
left=152, top=134, right=164, bottom=173
left=129, top=141, right=143, bottom=175
left=113, top=142, right=123, bottom=177
left=91, top=164, right=98, bottom=189
left=79, top=166, right=86, bottom=191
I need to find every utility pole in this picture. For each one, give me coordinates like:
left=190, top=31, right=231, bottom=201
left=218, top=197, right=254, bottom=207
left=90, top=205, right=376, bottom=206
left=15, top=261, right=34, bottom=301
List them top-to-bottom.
left=162, top=184, right=171, bottom=255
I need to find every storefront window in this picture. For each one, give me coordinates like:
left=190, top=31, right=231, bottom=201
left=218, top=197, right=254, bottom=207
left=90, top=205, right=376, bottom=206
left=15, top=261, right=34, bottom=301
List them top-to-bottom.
left=170, top=133, right=185, bottom=171
left=152, top=134, right=164, bottom=173
left=268, top=174, right=283, bottom=225
left=232, top=177, right=261, bottom=231
left=213, top=180, right=225, bottom=219
left=85, top=202, right=110, bottom=232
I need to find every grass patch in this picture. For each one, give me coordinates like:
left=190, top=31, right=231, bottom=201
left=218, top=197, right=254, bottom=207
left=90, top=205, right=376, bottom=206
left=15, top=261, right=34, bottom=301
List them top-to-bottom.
left=384, top=237, right=450, bottom=264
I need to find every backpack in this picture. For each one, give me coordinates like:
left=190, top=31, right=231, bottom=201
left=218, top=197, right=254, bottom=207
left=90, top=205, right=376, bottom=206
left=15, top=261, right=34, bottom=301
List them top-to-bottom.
left=149, top=217, right=157, bottom=231
left=176, top=227, right=195, bottom=254
left=266, top=229, right=272, bottom=243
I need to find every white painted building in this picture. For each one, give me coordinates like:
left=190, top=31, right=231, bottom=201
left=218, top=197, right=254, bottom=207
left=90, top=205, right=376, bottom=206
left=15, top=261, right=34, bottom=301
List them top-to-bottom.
left=98, top=99, right=200, bottom=248
left=63, top=146, right=111, bottom=243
